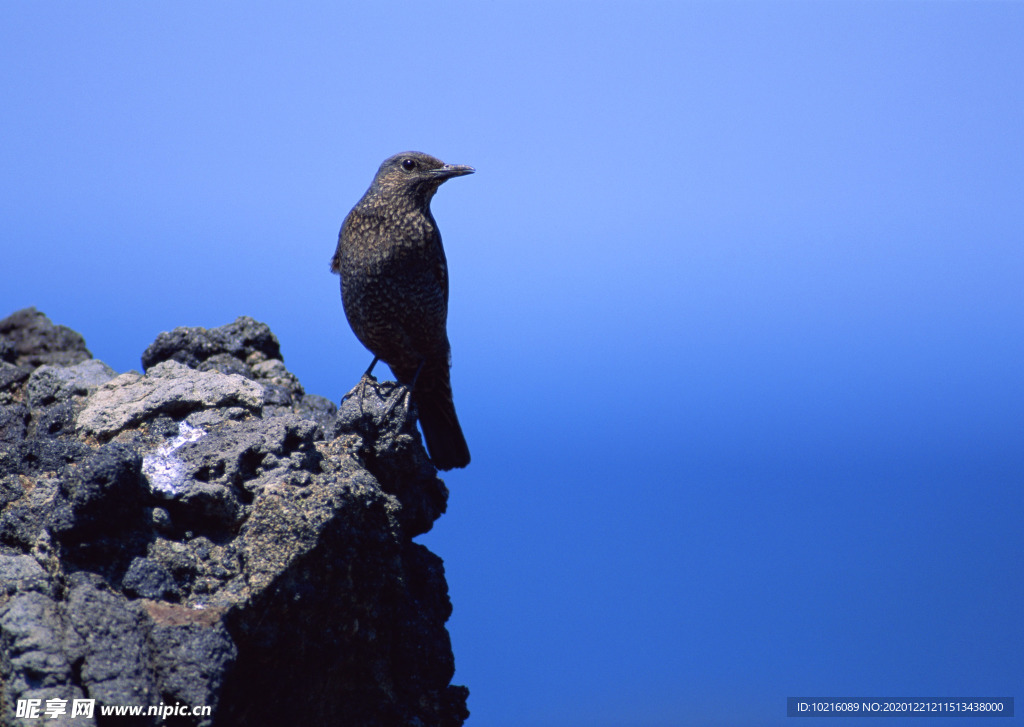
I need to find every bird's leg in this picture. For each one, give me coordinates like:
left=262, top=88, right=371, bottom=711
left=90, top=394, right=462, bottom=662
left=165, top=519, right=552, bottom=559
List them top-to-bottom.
left=356, top=356, right=379, bottom=414
left=380, top=359, right=425, bottom=424
left=407, top=359, right=425, bottom=389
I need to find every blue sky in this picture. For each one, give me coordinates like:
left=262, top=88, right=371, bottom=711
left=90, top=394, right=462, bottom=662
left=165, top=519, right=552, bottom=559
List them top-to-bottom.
left=2, top=2, right=1022, bottom=725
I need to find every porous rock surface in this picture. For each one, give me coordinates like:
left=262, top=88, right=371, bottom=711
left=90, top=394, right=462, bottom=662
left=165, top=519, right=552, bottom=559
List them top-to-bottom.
left=0, top=308, right=468, bottom=726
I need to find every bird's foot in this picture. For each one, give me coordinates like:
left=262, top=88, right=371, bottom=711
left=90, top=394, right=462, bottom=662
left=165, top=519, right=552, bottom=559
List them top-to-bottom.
left=356, top=371, right=379, bottom=416
left=379, top=383, right=412, bottom=424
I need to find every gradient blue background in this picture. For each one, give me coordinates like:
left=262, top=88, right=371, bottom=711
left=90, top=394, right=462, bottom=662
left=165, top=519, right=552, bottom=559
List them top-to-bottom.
left=2, top=3, right=1021, bottom=725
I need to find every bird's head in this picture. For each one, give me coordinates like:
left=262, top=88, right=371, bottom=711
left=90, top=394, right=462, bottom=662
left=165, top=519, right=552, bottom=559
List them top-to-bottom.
left=369, top=151, right=474, bottom=205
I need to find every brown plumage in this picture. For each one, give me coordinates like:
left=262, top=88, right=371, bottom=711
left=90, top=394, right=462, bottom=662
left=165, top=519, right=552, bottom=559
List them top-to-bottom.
left=331, top=151, right=473, bottom=470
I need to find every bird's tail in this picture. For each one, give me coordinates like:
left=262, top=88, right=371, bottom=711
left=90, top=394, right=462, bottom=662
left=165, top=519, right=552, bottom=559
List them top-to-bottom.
left=413, top=372, right=470, bottom=471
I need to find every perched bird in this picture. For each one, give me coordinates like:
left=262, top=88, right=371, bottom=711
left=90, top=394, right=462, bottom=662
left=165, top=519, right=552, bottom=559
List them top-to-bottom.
left=331, top=151, right=473, bottom=470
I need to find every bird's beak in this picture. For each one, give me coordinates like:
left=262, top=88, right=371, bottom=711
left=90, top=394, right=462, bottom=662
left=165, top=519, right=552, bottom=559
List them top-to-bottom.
left=433, top=164, right=475, bottom=179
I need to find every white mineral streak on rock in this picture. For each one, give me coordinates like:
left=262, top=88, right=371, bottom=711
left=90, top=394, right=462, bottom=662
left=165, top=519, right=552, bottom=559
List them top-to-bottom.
left=142, top=420, right=207, bottom=497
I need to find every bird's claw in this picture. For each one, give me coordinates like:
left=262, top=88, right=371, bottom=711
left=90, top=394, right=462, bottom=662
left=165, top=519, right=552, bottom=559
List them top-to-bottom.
left=356, top=371, right=378, bottom=416
left=379, top=383, right=412, bottom=425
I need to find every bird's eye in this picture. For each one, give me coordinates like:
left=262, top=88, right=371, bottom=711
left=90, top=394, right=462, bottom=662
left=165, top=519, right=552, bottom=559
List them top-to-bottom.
left=401, top=158, right=417, bottom=171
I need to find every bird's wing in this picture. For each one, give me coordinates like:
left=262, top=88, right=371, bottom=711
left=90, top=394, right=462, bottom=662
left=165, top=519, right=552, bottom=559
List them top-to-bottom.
left=431, top=232, right=449, bottom=307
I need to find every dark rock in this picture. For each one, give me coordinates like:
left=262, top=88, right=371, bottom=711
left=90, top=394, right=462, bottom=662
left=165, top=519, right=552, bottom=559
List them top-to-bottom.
left=0, top=307, right=91, bottom=368
left=0, top=309, right=468, bottom=726
left=141, top=316, right=281, bottom=371
left=195, top=352, right=253, bottom=378
left=0, top=362, right=31, bottom=395
left=336, top=378, right=450, bottom=537
left=259, top=382, right=293, bottom=409
left=295, top=393, right=337, bottom=437
left=32, top=399, right=75, bottom=438
left=0, top=404, right=28, bottom=443
left=148, top=415, right=182, bottom=440
left=183, top=416, right=319, bottom=489
left=0, top=438, right=92, bottom=478
left=0, top=438, right=90, bottom=547
left=55, top=442, right=145, bottom=537
left=46, top=443, right=151, bottom=580
left=215, top=459, right=457, bottom=727
left=0, top=475, right=25, bottom=509
left=0, top=476, right=64, bottom=549
left=175, top=481, right=245, bottom=533
left=0, top=499, right=52, bottom=550
left=145, top=536, right=242, bottom=598
left=122, top=557, right=181, bottom=600
left=145, top=601, right=236, bottom=720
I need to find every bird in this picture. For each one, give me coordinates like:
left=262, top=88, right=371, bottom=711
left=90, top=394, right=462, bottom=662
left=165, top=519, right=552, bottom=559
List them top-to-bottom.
left=331, top=151, right=473, bottom=470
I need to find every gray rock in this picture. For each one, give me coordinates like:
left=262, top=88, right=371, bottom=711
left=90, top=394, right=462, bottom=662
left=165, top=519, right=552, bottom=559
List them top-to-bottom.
left=251, top=358, right=304, bottom=400
left=25, top=359, right=116, bottom=407
left=77, top=360, right=264, bottom=439
left=260, top=382, right=294, bottom=409
left=295, top=393, right=337, bottom=436
left=179, top=415, right=321, bottom=490
left=0, top=554, right=52, bottom=597
left=62, top=575, right=158, bottom=711
left=0, top=591, right=75, bottom=695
